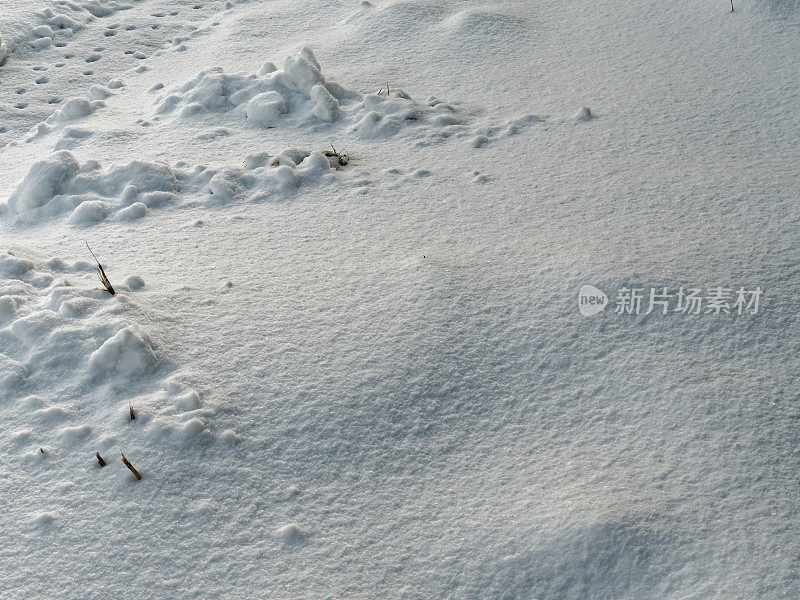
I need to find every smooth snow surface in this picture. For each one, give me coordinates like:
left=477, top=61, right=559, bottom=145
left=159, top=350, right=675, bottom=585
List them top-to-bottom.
left=1, top=0, right=799, bottom=599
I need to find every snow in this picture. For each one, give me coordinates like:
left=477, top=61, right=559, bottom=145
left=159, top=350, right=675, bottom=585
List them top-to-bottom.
left=0, top=0, right=799, bottom=598
left=31, top=25, right=54, bottom=39
left=309, top=84, right=339, bottom=122
left=245, top=90, right=287, bottom=126
left=48, top=97, right=100, bottom=123
left=574, top=106, right=593, bottom=122
left=6, top=150, right=79, bottom=213
left=67, top=198, right=109, bottom=225
left=116, top=201, right=147, bottom=221
left=88, top=324, right=158, bottom=376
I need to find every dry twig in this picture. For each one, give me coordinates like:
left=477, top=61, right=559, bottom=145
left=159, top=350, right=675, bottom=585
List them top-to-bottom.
left=86, top=243, right=115, bottom=295
left=121, top=453, right=141, bottom=480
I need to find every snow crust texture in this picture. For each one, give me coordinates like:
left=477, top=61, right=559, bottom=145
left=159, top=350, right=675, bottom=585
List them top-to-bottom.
left=0, top=0, right=798, bottom=599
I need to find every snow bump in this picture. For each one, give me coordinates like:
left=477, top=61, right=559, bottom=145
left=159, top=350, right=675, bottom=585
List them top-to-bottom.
left=88, top=325, right=158, bottom=376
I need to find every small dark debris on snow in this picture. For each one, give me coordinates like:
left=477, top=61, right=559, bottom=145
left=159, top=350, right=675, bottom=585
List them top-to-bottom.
left=324, top=145, right=349, bottom=166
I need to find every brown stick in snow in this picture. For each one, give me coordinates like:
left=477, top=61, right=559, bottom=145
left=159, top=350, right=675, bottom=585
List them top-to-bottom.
left=86, top=243, right=116, bottom=295
left=96, top=452, right=106, bottom=467
left=121, top=453, right=141, bottom=480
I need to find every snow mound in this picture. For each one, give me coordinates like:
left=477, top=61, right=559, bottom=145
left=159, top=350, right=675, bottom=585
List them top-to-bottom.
left=82, top=1, right=129, bottom=18
left=437, top=5, right=526, bottom=37
left=44, top=12, right=82, bottom=33
left=32, top=25, right=54, bottom=39
left=0, top=34, right=7, bottom=65
left=30, top=36, right=52, bottom=50
left=153, top=47, right=344, bottom=124
left=153, top=48, right=463, bottom=139
left=310, top=84, right=340, bottom=122
left=245, top=91, right=287, bottom=126
left=349, top=91, right=437, bottom=138
left=47, top=97, right=104, bottom=124
left=575, top=106, right=593, bottom=121
left=466, top=114, right=544, bottom=149
left=3, top=144, right=364, bottom=223
left=197, top=149, right=347, bottom=204
left=6, top=151, right=80, bottom=213
left=3, top=152, right=183, bottom=223
left=67, top=199, right=110, bottom=225
left=117, top=202, right=148, bottom=221
left=0, top=246, right=230, bottom=466
left=0, top=252, right=36, bottom=278
left=122, top=275, right=145, bottom=291
left=88, top=325, right=158, bottom=376
left=0, top=354, right=27, bottom=393
left=179, top=417, right=211, bottom=442
left=60, top=424, right=92, bottom=441
left=32, top=512, right=57, bottom=527
left=278, top=523, right=310, bottom=544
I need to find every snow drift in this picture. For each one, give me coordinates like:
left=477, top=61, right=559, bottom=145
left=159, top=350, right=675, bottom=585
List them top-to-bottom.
left=153, top=47, right=467, bottom=140
left=3, top=146, right=358, bottom=223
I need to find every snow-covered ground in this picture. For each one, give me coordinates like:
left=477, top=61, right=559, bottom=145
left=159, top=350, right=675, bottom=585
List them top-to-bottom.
left=1, top=0, right=798, bottom=598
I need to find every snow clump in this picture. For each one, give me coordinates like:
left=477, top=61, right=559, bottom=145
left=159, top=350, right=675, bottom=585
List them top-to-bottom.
left=153, top=48, right=462, bottom=139
left=88, top=325, right=158, bottom=376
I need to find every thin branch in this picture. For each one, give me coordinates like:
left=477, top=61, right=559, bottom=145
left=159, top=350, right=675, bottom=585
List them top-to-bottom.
left=86, top=242, right=115, bottom=295
left=121, top=453, right=141, bottom=480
